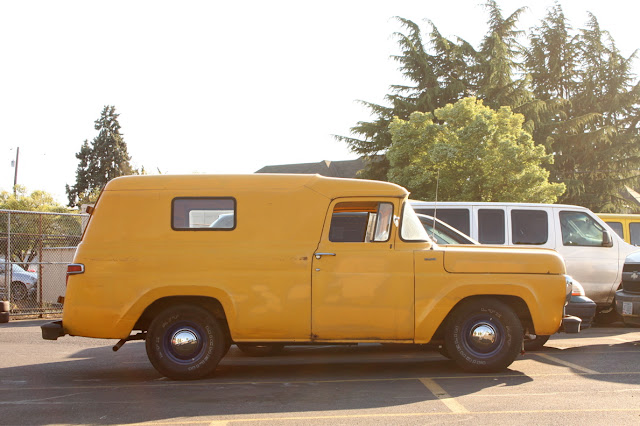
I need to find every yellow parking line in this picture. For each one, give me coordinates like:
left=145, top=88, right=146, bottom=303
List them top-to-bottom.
left=534, top=353, right=598, bottom=374
left=419, top=378, right=469, bottom=413
left=130, top=408, right=640, bottom=425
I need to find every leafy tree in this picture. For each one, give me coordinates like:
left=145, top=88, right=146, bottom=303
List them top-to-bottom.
left=339, top=1, right=640, bottom=210
left=387, top=97, right=565, bottom=202
left=66, top=106, right=134, bottom=207
left=1, top=186, right=67, bottom=213
left=1, top=187, right=81, bottom=266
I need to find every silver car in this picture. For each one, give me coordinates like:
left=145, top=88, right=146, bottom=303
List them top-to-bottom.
left=0, top=259, right=37, bottom=301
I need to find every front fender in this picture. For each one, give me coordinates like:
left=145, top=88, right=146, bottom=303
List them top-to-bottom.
left=415, top=278, right=565, bottom=343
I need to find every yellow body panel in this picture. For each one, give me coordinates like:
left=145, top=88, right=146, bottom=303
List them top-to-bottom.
left=61, top=174, right=567, bottom=343
left=597, top=213, right=640, bottom=245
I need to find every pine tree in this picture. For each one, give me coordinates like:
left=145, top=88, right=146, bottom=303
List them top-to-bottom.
left=476, top=1, right=529, bottom=110
left=552, top=14, right=640, bottom=210
left=66, top=106, right=134, bottom=207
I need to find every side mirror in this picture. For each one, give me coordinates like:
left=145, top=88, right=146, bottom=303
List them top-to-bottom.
left=602, top=230, right=613, bottom=247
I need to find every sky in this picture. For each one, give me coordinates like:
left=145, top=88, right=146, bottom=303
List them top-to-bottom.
left=1, top=0, right=640, bottom=205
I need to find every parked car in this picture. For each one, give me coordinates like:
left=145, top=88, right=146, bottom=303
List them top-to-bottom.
left=411, top=201, right=639, bottom=323
left=417, top=213, right=596, bottom=348
left=417, top=214, right=479, bottom=245
left=615, top=252, right=640, bottom=326
left=0, top=259, right=37, bottom=301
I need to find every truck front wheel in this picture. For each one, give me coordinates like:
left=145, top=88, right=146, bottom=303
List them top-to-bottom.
left=445, top=298, right=523, bottom=373
left=145, top=305, right=227, bottom=380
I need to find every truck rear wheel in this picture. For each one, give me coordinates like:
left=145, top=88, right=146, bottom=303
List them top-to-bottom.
left=445, top=298, right=523, bottom=373
left=145, top=305, right=227, bottom=380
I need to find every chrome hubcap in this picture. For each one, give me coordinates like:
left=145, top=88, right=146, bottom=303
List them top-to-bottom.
left=469, top=322, right=497, bottom=349
left=171, top=329, right=199, bottom=357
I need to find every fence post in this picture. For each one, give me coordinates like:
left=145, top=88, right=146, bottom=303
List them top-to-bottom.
left=6, top=211, right=11, bottom=308
left=38, top=212, right=43, bottom=317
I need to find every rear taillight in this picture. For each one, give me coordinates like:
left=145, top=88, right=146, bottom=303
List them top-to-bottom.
left=66, top=263, right=85, bottom=285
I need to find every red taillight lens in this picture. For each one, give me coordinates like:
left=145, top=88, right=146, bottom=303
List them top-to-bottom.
left=66, top=263, right=84, bottom=285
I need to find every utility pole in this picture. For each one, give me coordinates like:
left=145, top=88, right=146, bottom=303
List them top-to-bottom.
left=12, top=147, right=19, bottom=195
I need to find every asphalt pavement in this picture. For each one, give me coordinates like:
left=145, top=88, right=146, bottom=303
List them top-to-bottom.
left=0, top=319, right=639, bottom=425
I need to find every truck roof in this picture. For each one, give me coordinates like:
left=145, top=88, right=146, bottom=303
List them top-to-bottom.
left=105, top=174, right=409, bottom=199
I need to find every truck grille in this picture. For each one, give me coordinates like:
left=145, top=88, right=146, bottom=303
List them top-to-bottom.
left=622, top=263, right=640, bottom=293
left=622, top=280, right=640, bottom=293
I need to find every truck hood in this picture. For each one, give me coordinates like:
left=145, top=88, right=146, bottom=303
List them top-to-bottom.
left=444, top=245, right=565, bottom=275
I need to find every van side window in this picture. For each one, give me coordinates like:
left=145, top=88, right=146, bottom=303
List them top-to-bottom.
left=172, top=198, right=236, bottom=230
left=329, top=202, right=393, bottom=242
left=413, top=208, right=470, bottom=236
left=478, top=209, right=505, bottom=244
left=511, top=210, right=548, bottom=245
left=560, top=211, right=606, bottom=246
left=606, top=222, right=624, bottom=240
left=630, top=223, right=640, bottom=246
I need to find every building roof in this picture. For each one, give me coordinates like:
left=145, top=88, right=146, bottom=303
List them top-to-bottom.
left=255, top=158, right=366, bottom=178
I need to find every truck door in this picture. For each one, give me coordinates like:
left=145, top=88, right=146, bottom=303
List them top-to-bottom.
left=311, top=199, right=414, bottom=340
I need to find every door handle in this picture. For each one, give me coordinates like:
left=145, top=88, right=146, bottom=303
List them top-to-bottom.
left=314, top=252, right=336, bottom=259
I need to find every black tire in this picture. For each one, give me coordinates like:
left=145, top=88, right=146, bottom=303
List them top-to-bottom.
left=10, top=282, right=27, bottom=301
left=445, top=298, right=523, bottom=373
left=0, top=301, right=9, bottom=312
left=145, top=304, right=227, bottom=380
left=594, top=307, right=621, bottom=325
left=0, top=312, right=9, bottom=323
left=524, top=334, right=550, bottom=351
left=236, top=343, right=285, bottom=357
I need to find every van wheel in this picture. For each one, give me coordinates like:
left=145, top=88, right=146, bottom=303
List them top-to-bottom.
left=444, top=298, right=523, bottom=373
left=145, top=305, right=227, bottom=380
left=595, top=307, right=621, bottom=325
left=524, top=334, right=550, bottom=351
left=237, top=343, right=285, bottom=356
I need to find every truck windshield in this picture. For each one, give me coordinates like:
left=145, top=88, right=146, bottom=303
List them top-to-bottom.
left=401, top=203, right=430, bottom=242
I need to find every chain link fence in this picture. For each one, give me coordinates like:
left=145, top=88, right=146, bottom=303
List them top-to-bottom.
left=1, top=209, right=89, bottom=317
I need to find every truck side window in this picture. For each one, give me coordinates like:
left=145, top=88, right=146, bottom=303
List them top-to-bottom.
left=172, top=198, right=236, bottom=230
left=329, top=202, right=393, bottom=242
left=413, top=208, right=470, bottom=236
left=478, top=209, right=505, bottom=244
left=511, top=210, right=548, bottom=245
left=560, top=211, right=606, bottom=246
left=630, top=223, right=640, bottom=246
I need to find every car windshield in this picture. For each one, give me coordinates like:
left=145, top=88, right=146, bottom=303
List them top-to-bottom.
left=418, top=215, right=475, bottom=244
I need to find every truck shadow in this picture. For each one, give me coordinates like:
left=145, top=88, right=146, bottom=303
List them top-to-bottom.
left=1, top=332, right=638, bottom=424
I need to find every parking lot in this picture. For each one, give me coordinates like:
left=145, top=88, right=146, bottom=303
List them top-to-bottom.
left=0, top=319, right=639, bottom=425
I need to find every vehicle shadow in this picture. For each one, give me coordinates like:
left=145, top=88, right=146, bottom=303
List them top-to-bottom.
left=1, top=324, right=638, bottom=425
left=0, top=341, right=536, bottom=424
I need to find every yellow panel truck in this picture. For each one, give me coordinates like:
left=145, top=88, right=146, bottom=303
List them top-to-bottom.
left=42, top=175, right=579, bottom=380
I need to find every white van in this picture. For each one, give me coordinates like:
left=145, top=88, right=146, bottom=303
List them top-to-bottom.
left=410, top=201, right=640, bottom=315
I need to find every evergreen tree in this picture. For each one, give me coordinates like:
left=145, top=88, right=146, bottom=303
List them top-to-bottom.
left=338, top=1, right=640, bottom=210
left=476, top=1, right=529, bottom=111
left=552, top=14, right=640, bottom=210
left=335, top=17, right=481, bottom=180
left=66, top=106, right=134, bottom=207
